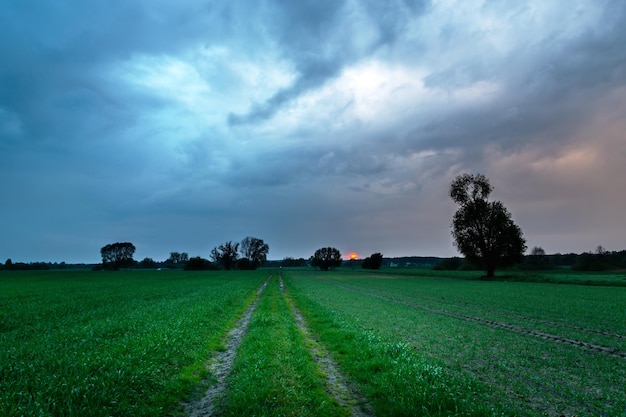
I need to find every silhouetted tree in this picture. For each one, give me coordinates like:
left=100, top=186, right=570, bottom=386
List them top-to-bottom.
left=450, top=173, right=526, bottom=278
left=240, top=237, right=269, bottom=270
left=210, top=241, right=239, bottom=270
left=100, top=242, right=136, bottom=270
left=310, top=247, right=342, bottom=271
left=165, top=252, right=189, bottom=268
left=362, top=253, right=384, bottom=270
left=139, top=257, right=158, bottom=268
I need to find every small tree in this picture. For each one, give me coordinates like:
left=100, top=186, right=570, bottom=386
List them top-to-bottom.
left=449, top=173, right=526, bottom=278
left=240, top=237, right=270, bottom=270
left=210, top=241, right=239, bottom=270
left=100, top=242, right=136, bottom=270
left=310, top=247, right=342, bottom=271
left=165, top=252, right=189, bottom=268
left=362, top=253, right=384, bottom=270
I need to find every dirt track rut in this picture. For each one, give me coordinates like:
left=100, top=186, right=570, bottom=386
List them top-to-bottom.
left=280, top=276, right=375, bottom=417
left=183, top=278, right=269, bottom=417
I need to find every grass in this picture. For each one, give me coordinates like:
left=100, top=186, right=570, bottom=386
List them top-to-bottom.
left=3, top=268, right=624, bottom=416
left=0, top=269, right=266, bottom=416
left=285, top=269, right=626, bottom=416
left=284, top=272, right=503, bottom=417
left=219, top=276, right=346, bottom=416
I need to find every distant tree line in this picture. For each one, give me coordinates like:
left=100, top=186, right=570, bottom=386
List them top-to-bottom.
left=94, top=236, right=270, bottom=271
left=3, top=246, right=625, bottom=274
left=434, top=246, right=626, bottom=272
left=280, top=257, right=308, bottom=267
left=0, top=258, right=50, bottom=271
left=0, top=259, right=97, bottom=271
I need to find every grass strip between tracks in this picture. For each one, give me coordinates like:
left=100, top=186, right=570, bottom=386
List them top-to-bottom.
left=218, top=276, right=347, bottom=417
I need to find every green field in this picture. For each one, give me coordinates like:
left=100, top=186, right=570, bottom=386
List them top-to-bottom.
left=1, top=269, right=624, bottom=416
left=0, top=270, right=267, bottom=416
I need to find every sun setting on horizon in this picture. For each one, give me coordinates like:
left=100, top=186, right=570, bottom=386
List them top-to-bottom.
left=348, top=252, right=358, bottom=260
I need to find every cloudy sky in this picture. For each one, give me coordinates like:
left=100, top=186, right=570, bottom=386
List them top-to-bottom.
left=1, top=0, right=625, bottom=264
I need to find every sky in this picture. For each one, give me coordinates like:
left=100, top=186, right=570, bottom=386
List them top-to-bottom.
left=1, top=0, right=625, bottom=264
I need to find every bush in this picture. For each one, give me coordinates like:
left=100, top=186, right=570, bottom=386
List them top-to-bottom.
left=362, top=253, right=384, bottom=270
left=572, top=253, right=612, bottom=271
left=184, top=257, right=216, bottom=271
left=433, top=257, right=464, bottom=271
left=237, top=258, right=252, bottom=270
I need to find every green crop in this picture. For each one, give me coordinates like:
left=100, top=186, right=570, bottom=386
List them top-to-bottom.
left=3, top=269, right=623, bottom=416
left=285, top=269, right=626, bottom=416
left=0, top=270, right=266, bottom=416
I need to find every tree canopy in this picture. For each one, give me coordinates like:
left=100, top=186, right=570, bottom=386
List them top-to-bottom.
left=450, top=174, right=526, bottom=278
left=240, top=236, right=270, bottom=270
left=210, top=241, right=240, bottom=270
left=100, top=242, right=136, bottom=270
left=310, top=247, right=342, bottom=271
left=165, top=252, right=189, bottom=268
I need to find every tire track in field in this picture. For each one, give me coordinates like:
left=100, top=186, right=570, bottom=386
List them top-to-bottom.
left=279, top=275, right=375, bottom=417
left=183, top=277, right=270, bottom=417
left=335, top=284, right=626, bottom=359
left=352, top=286, right=626, bottom=341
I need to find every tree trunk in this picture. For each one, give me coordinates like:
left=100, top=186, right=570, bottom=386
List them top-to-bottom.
left=486, top=265, right=495, bottom=278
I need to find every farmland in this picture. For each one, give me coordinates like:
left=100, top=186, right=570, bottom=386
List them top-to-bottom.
left=1, top=269, right=624, bottom=416
left=284, top=269, right=626, bottom=416
left=0, top=270, right=267, bottom=416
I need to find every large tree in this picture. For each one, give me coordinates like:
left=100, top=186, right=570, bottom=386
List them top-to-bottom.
left=449, top=173, right=526, bottom=278
left=240, top=236, right=269, bottom=270
left=210, top=241, right=239, bottom=270
left=100, top=242, right=136, bottom=270
left=310, top=247, right=342, bottom=271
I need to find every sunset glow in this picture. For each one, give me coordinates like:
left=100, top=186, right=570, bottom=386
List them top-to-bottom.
left=349, top=252, right=359, bottom=260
